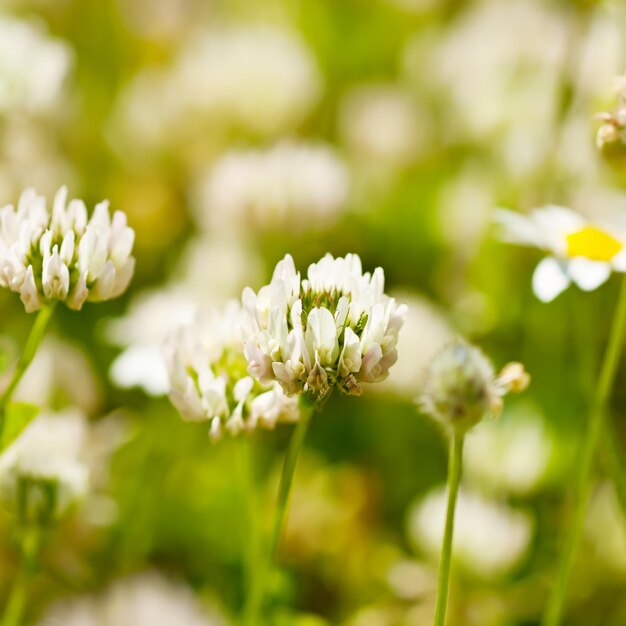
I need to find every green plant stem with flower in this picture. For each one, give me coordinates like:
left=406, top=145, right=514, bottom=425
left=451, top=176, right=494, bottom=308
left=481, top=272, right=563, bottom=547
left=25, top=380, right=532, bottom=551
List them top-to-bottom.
left=543, top=274, right=626, bottom=626
left=0, top=303, right=56, bottom=442
left=243, top=395, right=315, bottom=626
left=433, top=430, right=465, bottom=626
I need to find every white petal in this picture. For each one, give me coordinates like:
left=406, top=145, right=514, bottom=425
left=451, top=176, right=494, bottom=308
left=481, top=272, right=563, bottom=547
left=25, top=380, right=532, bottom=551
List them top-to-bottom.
left=532, top=257, right=570, bottom=302
left=568, top=258, right=612, bottom=292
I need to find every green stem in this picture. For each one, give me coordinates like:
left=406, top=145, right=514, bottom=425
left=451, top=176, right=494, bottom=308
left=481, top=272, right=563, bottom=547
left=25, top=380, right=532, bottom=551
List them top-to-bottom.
left=543, top=274, right=626, bottom=626
left=0, top=304, right=56, bottom=439
left=249, top=400, right=313, bottom=623
left=269, top=408, right=312, bottom=559
left=433, top=430, right=465, bottom=626
left=239, top=437, right=263, bottom=626
left=2, top=526, right=42, bottom=626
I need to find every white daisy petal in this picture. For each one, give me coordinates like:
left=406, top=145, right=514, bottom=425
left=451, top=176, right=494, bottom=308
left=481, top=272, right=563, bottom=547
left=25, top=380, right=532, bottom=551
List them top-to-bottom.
left=493, top=209, right=544, bottom=247
left=611, top=248, right=626, bottom=272
left=532, top=257, right=570, bottom=302
left=568, top=258, right=612, bottom=292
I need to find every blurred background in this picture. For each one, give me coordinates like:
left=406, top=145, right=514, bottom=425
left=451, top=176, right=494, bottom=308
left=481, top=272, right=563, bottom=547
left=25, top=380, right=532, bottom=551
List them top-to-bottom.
left=1, top=0, right=626, bottom=624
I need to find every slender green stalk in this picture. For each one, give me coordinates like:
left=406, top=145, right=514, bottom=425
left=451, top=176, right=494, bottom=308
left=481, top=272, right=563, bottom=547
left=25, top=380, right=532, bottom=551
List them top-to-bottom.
left=543, top=274, right=626, bottom=626
left=0, top=303, right=56, bottom=439
left=248, top=400, right=313, bottom=624
left=269, top=407, right=312, bottom=558
left=433, top=430, right=465, bottom=626
left=238, top=437, right=263, bottom=626
left=2, top=526, right=41, bottom=626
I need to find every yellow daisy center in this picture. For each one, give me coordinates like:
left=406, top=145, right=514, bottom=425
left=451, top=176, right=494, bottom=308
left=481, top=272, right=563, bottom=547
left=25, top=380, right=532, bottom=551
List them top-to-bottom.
left=565, top=225, right=623, bottom=262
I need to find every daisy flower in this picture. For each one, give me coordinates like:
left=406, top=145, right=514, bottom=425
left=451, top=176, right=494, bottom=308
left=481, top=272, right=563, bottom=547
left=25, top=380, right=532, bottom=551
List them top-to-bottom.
left=495, top=205, right=626, bottom=302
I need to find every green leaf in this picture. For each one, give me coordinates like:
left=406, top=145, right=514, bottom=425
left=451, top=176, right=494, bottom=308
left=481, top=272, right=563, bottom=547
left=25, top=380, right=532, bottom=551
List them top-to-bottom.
left=0, top=403, right=39, bottom=453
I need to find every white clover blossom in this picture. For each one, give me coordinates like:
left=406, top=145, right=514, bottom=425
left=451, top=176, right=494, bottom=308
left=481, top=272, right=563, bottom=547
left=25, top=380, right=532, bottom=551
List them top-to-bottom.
left=0, top=16, right=71, bottom=115
left=199, top=142, right=349, bottom=234
left=0, top=186, right=135, bottom=313
left=495, top=205, right=626, bottom=302
left=242, top=253, right=407, bottom=401
left=166, top=301, right=299, bottom=442
left=0, top=410, right=89, bottom=519
left=408, top=486, right=533, bottom=579
left=38, top=571, right=226, bottom=626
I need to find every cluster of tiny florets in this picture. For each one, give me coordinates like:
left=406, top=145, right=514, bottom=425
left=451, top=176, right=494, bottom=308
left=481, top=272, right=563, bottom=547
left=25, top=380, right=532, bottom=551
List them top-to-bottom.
left=0, top=187, right=135, bottom=313
left=242, top=253, right=407, bottom=402
left=165, top=301, right=299, bottom=441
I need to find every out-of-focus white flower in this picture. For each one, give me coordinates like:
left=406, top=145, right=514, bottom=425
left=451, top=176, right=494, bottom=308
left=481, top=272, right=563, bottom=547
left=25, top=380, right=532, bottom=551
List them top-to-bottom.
left=406, top=0, right=567, bottom=178
left=0, top=16, right=71, bottom=115
left=111, top=24, right=321, bottom=151
left=175, top=25, right=322, bottom=134
left=339, top=85, right=422, bottom=167
left=0, top=118, right=76, bottom=203
left=199, top=142, right=349, bottom=234
left=0, top=186, right=135, bottom=313
left=495, top=205, right=626, bottom=302
left=107, top=237, right=262, bottom=396
left=242, top=253, right=406, bottom=401
left=106, top=287, right=196, bottom=396
left=378, top=294, right=452, bottom=398
left=166, top=300, right=299, bottom=441
left=8, top=336, right=102, bottom=415
left=420, top=341, right=529, bottom=433
left=464, top=404, right=553, bottom=496
left=0, top=410, right=89, bottom=519
left=585, top=482, right=626, bottom=576
left=408, top=486, right=533, bottom=579
left=38, top=571, right=226, bottom=626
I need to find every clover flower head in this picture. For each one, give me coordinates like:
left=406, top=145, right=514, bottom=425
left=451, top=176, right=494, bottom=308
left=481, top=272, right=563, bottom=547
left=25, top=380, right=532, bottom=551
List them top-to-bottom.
left=0, top=186, right=135, bottom=312
left=495, top=205, right=626, bottom=302
left=242, top=253, right=407, bottom=402
left=165, top=300, right=299, bottom=442
left=420, top=341, right=529, bottom=433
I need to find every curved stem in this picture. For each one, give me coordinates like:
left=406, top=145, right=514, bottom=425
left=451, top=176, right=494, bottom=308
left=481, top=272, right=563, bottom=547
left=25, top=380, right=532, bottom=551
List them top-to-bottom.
left=543, top=274, right=626, bottom=626
left=0, top=304, right=56, bottom=439
left=433, top=431, right=465, bottom=626
left=2, top=526, right=42, bottom=626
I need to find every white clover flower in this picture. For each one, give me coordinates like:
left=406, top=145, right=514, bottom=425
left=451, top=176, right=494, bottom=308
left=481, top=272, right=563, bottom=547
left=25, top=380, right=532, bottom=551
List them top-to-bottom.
left=0, top=16, right=71, bottom=115
left=110, top=24, right=322, bottom=152
left=175, top=25, right=322, bottom=134
left=339, top=85, right=422, bottom=167
left=199, top=142, right=349, bottom=235
left=0, top=186, right=135, bottom=313
left=495, top=205, right=626, bottom=302
left=242, top=253, right=407, bottom=401
left=166, top=301, right=299, bottom=442
left=464, top=405, right=553, bottom=496
left=0, top=410, right=89, bottom=519
left=408, top=486, right=533, bottom=579
left=38, top=571, right=226, bottom=626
